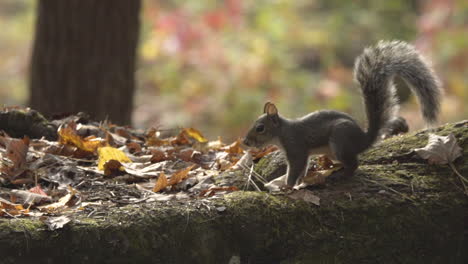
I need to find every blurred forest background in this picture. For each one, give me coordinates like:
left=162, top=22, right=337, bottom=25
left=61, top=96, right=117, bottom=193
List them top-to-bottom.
left=0, top=0, right=467, bottom=141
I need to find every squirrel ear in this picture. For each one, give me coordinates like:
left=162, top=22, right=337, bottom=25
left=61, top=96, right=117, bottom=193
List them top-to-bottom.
left=263, top=102, right=272, bottom=114
left=264, top=102, right=278, bottom=116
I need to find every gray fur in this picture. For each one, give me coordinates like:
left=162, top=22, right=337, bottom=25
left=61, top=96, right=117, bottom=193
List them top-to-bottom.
left=244, top=40, right=442, bottom=187
left=354, top=40, right=442, bottom=145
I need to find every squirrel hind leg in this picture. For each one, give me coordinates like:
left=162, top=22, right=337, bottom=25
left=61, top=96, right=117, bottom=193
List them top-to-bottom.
left=329, top=121, right=366, bottom=178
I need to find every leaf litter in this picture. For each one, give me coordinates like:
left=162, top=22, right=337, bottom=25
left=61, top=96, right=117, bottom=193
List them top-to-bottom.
left=0, top=109, right=332, bottom=223
left=0, top=111, right=256, bottom=221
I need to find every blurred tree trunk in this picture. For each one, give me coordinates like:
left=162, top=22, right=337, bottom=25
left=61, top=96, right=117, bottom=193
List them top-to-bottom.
left=29, top=0, right=141, bottom=125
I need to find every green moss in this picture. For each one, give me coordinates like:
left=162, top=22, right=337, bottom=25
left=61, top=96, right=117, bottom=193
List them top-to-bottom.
left=0, top=121, right=466, bottom=263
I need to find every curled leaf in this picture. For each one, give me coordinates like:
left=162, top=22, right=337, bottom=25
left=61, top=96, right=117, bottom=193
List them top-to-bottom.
left=414, top=133, right=462, bottom=165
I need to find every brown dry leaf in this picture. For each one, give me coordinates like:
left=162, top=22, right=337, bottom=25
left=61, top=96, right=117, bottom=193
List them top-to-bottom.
left=58, top=121, right=105, bottom=153
left=114, top=127, right=132, bottom=139
left=146, top=128, right=171, bottom=146
left=183, top=128, right=208, bottom=143
left=171, top=130, right=191, bottom=145
left=414, top=133, right=462, bottom=165
left=1, top=136, right=29, bottom=179
left=223, top=138, right=244, bottom=155
left=126, top=142, right=142, bottom=154
left=44, top=143, right=77, bottom=157
left=251, top=145, right=278, bottom=160
left=97, top=146, right=132, bottom=171
left=150, top=148, right=169, bottom=163
left=178, top=148, right=194, bottom=162
left=302, top=155, right=342, bottom=186
left=315, top=155, right=335, bottom=170
left=303, top=158, right=342, bottom=186
left=103, top=160, right=125, bottom=177
left=168, top=165, right=196, bottom=185
left=302, top=169, right=338, bottom=185
left=153, top=172, right=168, bottom=192
left=37, top=189, right=77, bottom=213
left=0, top=197, right=29, bottom=217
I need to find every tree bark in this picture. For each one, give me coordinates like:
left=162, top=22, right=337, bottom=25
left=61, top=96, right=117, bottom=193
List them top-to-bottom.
left=29, top=0, right=141, bottom=125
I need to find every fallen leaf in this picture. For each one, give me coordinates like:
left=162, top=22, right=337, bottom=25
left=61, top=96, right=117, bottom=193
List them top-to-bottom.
left=58, top=122, right=105, bottom=153
left=114, top=127, right=132, bottom=139
left=183, top=128, right=208, bottom=143
left=171, top=130, right=191, bottom=145
left=146, top=131, right=172, bottom=146
left=414, top=133, right=462, bottom=164
left=0, top=136, right=29, bottom=179
left=208, top=138, right=224, bottom=150
left=222, top=138, right=244, bottom=155
left=126, top=142, right=142, bottom=153
left=251, top=145, right=278, bottom=160
left=97, top=146, right=132, bottom=171
left=149, top=148, right=169, bottom=163
left=178, top=148, right=195, bottom=162
left=230, top=151, right=253, bottom=171
left=315, top=155, right=335, bottom=170
left=103, top=160, right=126, bottom=177
left=168, top=165, right=195, bottom=185
left=303, top=166, right=342, bottom=186
left=153, top=172, right=168, bottom=192
left=264, top=175, right=288, bottom=192
left=29, top=185, right=48, bottom=197
left=37, top=188, right=78, bottom=213
left=10, top=189, right=52, bottom=205
left=0, top=197, right=29, bottom=217
left=216, top=206, right=226, bottom=212
left=42, top=215, right=71, bottom=231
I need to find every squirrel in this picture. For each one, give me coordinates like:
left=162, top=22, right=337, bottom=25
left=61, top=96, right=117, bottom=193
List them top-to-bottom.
left=243, top=40, right=442, bottom=187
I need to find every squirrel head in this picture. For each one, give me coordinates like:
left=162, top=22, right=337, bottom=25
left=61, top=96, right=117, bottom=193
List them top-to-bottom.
left=243, top=102, right=281, bottom=148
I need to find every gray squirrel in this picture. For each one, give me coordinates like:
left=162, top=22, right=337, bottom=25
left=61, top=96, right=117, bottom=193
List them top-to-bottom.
left=243, top=40, right=442, bottom=187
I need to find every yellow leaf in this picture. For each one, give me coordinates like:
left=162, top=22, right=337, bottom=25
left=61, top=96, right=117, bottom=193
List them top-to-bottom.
left=58, top=122, right=105, bottom=153
left=184, top=128, right=208, bottom=143
left=97, top=146, right=131, bottom=171
left=153, top=172, right=168, bottom=192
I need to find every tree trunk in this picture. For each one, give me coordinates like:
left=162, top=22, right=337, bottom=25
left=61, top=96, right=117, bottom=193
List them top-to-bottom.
left=29, top=0, right=141, bottom=125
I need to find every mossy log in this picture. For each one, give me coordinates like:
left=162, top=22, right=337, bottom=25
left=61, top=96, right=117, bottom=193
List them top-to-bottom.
left=1, top=121, right=467, bottom=264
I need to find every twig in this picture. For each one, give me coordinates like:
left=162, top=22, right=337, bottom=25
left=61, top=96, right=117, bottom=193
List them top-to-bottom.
left=448, top=162, right=468, bottom=195
left=239, top=163, right=267, bottom=184
left=247, top=165, right=262, bottom=192
left=362, top=178, right=416, bottom=202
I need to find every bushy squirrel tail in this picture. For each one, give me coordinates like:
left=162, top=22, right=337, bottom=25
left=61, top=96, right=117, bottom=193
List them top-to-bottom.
left=353, top=40, right=442, bottom=147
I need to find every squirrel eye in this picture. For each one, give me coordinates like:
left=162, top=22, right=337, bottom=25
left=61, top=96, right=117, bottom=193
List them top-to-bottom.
left=255, top=124, right=265, bottom=133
